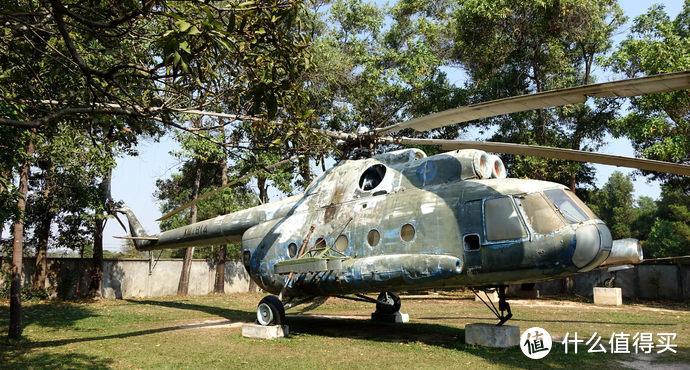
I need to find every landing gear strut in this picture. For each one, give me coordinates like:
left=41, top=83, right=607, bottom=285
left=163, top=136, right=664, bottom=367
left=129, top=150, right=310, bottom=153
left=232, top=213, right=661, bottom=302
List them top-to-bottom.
left=471, top=286, right=512, bottom=326
left=335, top=291, right=402, bottom=315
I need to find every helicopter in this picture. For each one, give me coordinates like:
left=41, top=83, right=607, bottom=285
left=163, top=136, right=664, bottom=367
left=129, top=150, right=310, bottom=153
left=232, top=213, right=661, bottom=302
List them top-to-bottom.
left=114, top=71, right=690, bottom=327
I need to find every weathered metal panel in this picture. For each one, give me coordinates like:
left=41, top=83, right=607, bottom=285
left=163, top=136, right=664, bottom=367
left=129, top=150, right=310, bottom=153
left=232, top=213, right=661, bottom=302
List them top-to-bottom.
left=275, top=259, right=328, bottom=274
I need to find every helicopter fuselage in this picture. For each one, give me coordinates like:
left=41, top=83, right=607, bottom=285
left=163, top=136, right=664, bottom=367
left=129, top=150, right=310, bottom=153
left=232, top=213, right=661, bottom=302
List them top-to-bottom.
left=123, top=148, right=613, bottom=297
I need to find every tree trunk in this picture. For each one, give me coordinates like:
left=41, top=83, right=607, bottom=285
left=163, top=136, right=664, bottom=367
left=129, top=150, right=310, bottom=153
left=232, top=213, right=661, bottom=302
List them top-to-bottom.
left=9, top=135, right=34, bottom=339
left=214, top=143, right=228, bottom=294
left=298, top=156, right=311, bottom=186
left=33, top=163, right=55, bottom=291
left=178, top=163, right=201, bottom=295
left=88, top=167, right=111, bottom=297
left=570, top=173, right=577, bottom=192
left=257, top=176, right=268, bottom=204
left=32, top=210, right=53, bottom=291
left=88, top=216, right=104, bottom=297
left=214, top=245, right=226, bottom=294
left=74, top=247, right=84, bottom=297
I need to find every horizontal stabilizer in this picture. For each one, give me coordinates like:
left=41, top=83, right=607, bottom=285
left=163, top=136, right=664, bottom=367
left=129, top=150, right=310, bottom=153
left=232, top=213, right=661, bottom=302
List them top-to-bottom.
left=114, top=235, right=160, bottom=241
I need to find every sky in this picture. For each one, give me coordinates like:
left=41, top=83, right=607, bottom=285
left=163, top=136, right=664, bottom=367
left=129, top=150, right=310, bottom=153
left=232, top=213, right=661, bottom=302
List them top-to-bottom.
left=101, top=0, right=686, bottom=252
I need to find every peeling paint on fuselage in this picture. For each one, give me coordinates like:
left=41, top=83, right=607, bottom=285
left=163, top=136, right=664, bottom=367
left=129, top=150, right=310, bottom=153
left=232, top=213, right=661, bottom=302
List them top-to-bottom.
left=132, top=149, right=609, bottom=297
left=237, top=149, right=606, bottom=297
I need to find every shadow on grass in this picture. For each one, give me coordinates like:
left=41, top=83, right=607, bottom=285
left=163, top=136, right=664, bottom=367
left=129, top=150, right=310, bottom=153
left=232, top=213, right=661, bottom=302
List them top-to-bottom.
left=536, top=295, right=690, bottom=312
left=400, top=296, right=475, bottom=301
left=0, top=299, right=254, bottom=351
left=125, top=299, right=254, bottom=321
left=0, top=302, right=99, bottom=330
left=0, top=303, right=112, bottom=368
left=284, top=315, right=615, bottom=369
left=416, top=315, right=676, bottom=326
left=0, top=342, right=113, bottom=369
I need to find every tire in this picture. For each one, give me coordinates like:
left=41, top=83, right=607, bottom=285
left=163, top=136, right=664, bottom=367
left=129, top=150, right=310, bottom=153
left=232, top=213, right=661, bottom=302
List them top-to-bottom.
left=604, top=278, right=615, bottom=288
left=375, top=292, right=401, bottom=314
left=256, top=295, right=286, bottom=326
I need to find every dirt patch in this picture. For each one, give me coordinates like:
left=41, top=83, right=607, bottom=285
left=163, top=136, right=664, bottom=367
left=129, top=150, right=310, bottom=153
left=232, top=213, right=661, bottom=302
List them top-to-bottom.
left=509, top=299, right=690, bottom=314
left=176, top=319, right=247, bottom=330
left=616, top=353, right=690, bottom=370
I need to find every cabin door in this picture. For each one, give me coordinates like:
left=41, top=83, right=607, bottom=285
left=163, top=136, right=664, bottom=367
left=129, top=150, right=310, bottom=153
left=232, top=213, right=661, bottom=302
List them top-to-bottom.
left=460, top=200, right=483, bottom=272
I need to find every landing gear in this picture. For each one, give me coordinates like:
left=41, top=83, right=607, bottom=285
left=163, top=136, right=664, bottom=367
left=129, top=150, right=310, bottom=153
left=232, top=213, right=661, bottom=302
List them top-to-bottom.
left=604, top=271, right=617, bottom=288
left=471, top=286, right=512, bottom=326
left=335, top=291, right=403, bottom=318
left=375, top=292, right=401, bottom=314
left=256, top=295, right=286, bottom=326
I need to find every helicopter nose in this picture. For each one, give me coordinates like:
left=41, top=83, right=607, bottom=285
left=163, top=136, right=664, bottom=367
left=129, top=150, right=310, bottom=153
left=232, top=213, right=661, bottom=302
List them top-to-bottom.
left=572, top=223, right=612, bottom=270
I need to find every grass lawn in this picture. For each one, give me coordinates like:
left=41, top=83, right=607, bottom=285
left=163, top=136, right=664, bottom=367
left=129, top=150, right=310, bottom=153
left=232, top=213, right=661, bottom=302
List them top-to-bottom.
left=1, top=292, right=688, bottom=369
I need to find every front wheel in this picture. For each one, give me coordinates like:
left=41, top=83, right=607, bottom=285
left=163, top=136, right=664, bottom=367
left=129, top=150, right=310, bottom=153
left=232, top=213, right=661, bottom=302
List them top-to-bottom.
left=375, top=292, right=401, bottom=314
left=256, top=295, right=286, bottom=326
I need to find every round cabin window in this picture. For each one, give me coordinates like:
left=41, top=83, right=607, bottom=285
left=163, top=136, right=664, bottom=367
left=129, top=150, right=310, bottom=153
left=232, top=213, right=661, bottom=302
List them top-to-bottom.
left=359, top=164, right=387, bottom=191
left=400, top=224, right=415, bottom=242
left=367, top=229, right=380, bottom=247
left=335, top=235, right=348, bottom=252
left=313, top=237, right=326, bottom=251
left=287, top=243, right=298, bottom=258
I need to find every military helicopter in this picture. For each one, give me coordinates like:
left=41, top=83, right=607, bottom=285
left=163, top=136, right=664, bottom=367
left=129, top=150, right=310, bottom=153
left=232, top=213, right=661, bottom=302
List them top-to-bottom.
left=114, top=71, right=690, bottom=327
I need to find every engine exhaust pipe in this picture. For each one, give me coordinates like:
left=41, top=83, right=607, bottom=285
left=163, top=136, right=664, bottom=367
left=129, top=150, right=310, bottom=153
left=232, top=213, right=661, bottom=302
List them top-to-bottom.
left=598, top=238, right=643, bottom=270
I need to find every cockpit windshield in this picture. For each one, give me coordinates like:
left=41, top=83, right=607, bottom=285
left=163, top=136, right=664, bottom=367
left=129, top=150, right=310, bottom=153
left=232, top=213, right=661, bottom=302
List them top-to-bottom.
left=543, top=189, right=597, bottom=224
left=515, top=193, right=566, bottom=234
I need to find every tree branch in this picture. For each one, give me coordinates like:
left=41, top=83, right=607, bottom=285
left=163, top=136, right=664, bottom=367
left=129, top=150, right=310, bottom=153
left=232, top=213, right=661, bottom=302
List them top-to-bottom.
left=57, top=0, right=154, bottom=29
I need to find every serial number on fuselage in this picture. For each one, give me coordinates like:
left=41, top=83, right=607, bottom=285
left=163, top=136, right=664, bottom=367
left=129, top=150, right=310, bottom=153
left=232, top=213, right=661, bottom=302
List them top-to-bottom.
left=183, top=225, right=208, bottom=237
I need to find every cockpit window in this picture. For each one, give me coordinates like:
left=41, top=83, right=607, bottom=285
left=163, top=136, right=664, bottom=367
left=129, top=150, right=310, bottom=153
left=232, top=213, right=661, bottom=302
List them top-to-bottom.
left=359, top=164, right=386, bottom=191
left=544, top=189, right=597, bottom=224
left=516, top=193, right=566, bottom=234
left=484, top=197, right=528, bottom=241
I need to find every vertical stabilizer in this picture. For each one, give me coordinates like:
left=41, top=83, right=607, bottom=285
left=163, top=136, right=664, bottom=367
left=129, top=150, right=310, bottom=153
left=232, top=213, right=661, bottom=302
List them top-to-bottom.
left=115, top=206, right=157, bottom=250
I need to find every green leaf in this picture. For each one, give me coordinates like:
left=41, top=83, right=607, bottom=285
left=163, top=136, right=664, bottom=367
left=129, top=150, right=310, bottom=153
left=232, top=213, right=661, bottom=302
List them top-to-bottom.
left=175, top=20, right=192, bottom=32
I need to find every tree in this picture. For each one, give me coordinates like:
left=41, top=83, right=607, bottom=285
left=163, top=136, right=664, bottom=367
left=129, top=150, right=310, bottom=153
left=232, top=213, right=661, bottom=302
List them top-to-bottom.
left=2, top=0, right=321, bottom=337
left=306, top=0, right=466, bottom=158
left=452, top=0, right=625, bottom=191
left=0, top=1, right=316, bottom=135
left=607, top=2, right=690, bottom=191
left=154, top=124, right=258, bottom=266
left=8, top=130, right=34, bottom=339
left=588, top=171, right=635, bottom=239
left=645, top=185, right=690, bottom=258
left=632, top=196, right=658, bottom=242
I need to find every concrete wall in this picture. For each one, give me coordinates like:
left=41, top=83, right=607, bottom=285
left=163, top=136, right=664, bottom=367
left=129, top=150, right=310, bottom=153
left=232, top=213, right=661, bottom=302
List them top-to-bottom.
left=1, top=257, right=252, bottom=299
left=2, top=257, right=687, bottom=300
left=524, top=264, right=690, bottom=299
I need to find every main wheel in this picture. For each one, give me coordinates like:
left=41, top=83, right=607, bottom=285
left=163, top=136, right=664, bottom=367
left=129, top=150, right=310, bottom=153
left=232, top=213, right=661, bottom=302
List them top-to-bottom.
left=604, top=278, right=615, bottom=288
left=375, top=292, right=401, bottom=314
left=256, top=295, right=286, bottom=326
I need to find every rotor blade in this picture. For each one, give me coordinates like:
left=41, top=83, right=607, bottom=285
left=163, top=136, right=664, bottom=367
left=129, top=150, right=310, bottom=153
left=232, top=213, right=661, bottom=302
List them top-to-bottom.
left=376, top=70, right=690, bottom=135
left=387, top=137, right=690, bottom=176
left=156, top=156, right=300, bottom=222
left=114, top=236, right=160, bottom=241
left=642, top=255, right=690, bottom=262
